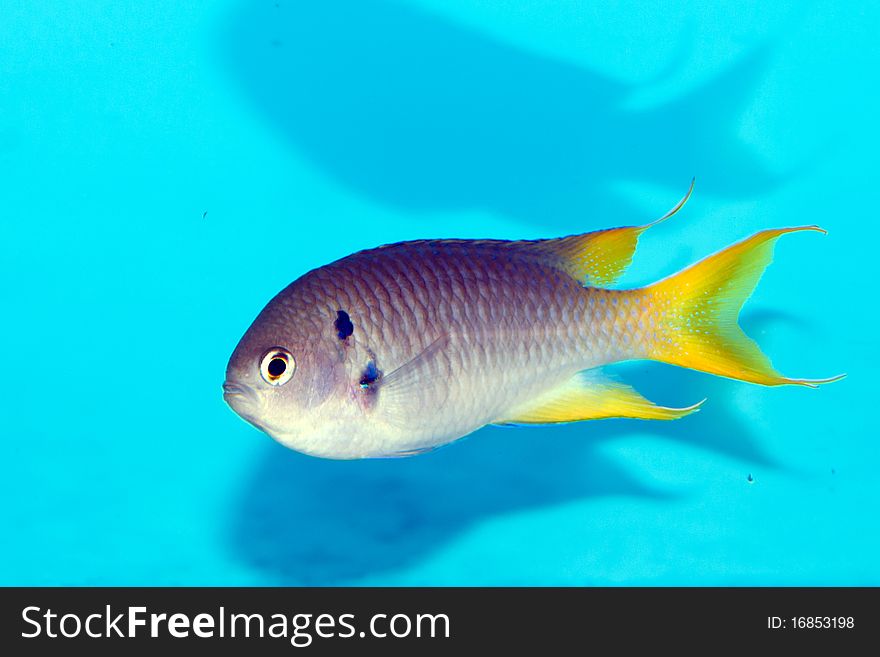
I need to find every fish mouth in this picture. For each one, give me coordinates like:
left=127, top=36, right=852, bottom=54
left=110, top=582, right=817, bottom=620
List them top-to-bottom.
left=222, top=380, right=282, bottom=438
left=222, top=381, right=261, bottom=416
left=222, top=381, right=255, bottom=399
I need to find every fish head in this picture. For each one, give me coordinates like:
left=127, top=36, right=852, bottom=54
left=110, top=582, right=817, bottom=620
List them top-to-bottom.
left=223, top=298, right=349, bottom=453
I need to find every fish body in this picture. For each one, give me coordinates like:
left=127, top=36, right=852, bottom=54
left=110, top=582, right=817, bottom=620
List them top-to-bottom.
left=224, top=187, right=840, bottom=459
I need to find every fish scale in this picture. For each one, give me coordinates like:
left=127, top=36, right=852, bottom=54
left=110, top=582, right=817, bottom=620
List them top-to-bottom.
left=310, top=245, right=611, bottom=434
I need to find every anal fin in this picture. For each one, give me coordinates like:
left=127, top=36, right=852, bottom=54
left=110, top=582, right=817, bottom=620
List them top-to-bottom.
left=493, top=370, right=703, bottom=425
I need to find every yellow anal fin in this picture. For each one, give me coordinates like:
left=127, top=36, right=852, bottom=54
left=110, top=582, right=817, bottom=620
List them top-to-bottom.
left=534, top=179, right=694, bottom=287
left=493, top=370, right=702, bottom=425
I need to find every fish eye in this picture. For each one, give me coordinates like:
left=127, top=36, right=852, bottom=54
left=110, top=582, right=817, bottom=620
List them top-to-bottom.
left=260, top=347, right=295, bottom=386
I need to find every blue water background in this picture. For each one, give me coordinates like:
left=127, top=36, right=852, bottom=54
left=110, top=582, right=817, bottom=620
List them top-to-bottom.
left=1, top=1, right=877, bottom=585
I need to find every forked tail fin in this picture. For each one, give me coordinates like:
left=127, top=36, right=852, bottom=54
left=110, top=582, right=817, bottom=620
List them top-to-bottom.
left=639, top=226, right=844, bottom=387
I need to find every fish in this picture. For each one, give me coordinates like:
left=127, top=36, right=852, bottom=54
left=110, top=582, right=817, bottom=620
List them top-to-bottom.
left=223, top=182, right=842, bottom=459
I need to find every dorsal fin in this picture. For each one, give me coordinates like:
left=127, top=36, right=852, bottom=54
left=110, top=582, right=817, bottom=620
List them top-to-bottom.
left=532, top=178, right=694, bottom=287
left=493, top=369, right=703, bottom=425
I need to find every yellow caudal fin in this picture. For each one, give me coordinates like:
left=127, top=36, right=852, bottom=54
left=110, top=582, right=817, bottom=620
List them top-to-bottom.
left=534, top=179, right=694, bottom=286
left=641, top=226, right=844, bottom=387
left=493, top=370, right=703, bottom=425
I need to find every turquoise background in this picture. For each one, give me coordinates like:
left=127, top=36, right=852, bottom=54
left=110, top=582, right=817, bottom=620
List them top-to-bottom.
left=1, top=1, right=876, bottom=585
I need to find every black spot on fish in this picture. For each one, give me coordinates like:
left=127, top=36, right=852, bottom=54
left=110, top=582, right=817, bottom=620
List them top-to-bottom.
left=335, top=310, right=353, bottom=340
left=359, top=361, right=380, bottom=389
left=747, top=473, right=754, bottom=484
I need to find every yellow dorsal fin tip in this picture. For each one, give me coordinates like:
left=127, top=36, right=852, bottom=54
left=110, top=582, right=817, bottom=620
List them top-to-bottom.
left=644, top=177, right=696, bottom=229
left=782, top=225, right=826, bottom=235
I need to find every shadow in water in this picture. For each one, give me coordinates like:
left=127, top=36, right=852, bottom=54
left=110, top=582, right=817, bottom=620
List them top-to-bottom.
left=223, top=0, right=780, bottom=228
left=229, top=350, right=784, bottom=584
left=231, top=422, right=666, bottom=585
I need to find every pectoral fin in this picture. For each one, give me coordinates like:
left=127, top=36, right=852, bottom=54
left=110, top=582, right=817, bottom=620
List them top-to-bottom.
left=377, top=334, right=451, bottom=426
left=493, top=370, right=703, bottom=425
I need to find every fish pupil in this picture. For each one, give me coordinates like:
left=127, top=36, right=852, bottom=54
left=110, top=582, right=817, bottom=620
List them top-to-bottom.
left=268, top=357, right=287, bottom=377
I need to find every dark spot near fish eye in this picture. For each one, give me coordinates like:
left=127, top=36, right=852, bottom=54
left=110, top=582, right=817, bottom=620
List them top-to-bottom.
left=335, top=310, right=354, bottom=340
left=267, top=357, right=287, bottom=377
left=359, top=361, right=380, bottom=389
left=747, top=473, right=755, bottom=484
